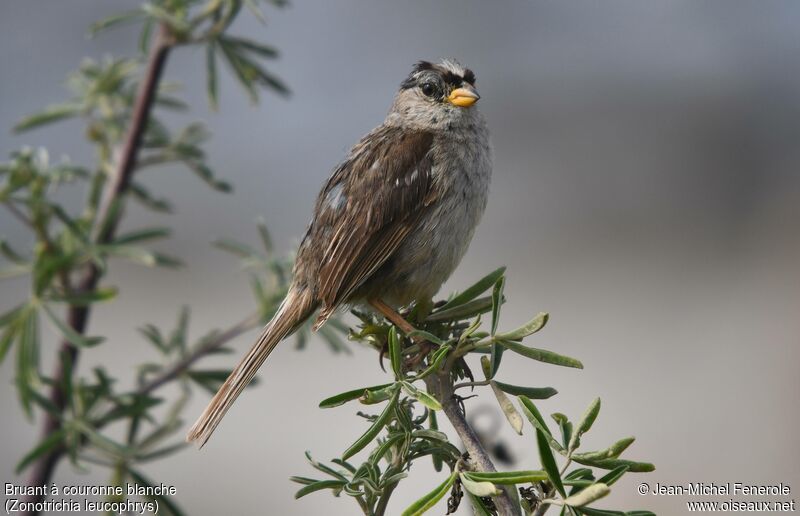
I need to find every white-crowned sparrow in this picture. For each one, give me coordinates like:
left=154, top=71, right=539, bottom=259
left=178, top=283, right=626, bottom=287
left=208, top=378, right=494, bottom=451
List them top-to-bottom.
left=188, top=59, right=492, bottom=447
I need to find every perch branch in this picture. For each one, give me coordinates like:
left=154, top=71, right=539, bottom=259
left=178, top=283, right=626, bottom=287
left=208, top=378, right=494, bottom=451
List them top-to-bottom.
left=425, top=372, right=521, bottom=516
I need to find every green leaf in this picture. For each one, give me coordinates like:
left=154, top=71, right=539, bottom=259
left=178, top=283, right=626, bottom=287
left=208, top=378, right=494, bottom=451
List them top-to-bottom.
left=88, top=10, right=143, bottom=36
left=139, top=17, right=153, bottom=54
left=225, top=36, right=279, bottom=58
left=217, top=37, right=288, bottom=102
left=206, top=40, right=219, bottom=109
left=14, top=103, right=83, bottom=132
left=130, top=181, right=172, bottom=212
left=114, top=227, right=170, bottom=245
left=213, top=238, right=258, bottom=258
left=0, top=239, right=27, bottom=264
left=436, top=266, right=506, bottom=312
left=490, top=274, right=505, bottom=336
left=489, top=275, right=505, bottom=377
left=47, top=286, right=118, bottom=306
left=425, top=296, right=494, bottom=322
left=0, top=303, right=26, bottom=328
left=42, top=304, right=104, bottom=347
left=16, top=308, right=39, bottom=417
left=495, top=312, right=549, bottom=341
left=0, top=323, right=16, bottom=364
left=388, top=326, right=403, bottom=380
left=405, top=329, right=445, bottom=346
left=498, top=340, right=583, bottom=369
left=413, top=344, right=451, bottom=380
left=401, top=381, right=442, bottom=411
left=490, top=381, right=523, bottom=434
left=494, top=381, right=557, bottom=399
left=318, top=383, right=393, bottom=408
left=359, top=384, right=396, bottom=405
left=342, top=389, right=399, bottom=460
left=518, top=396, right=557, bottom=442
left=569, top=398, right=601, bottom=452
left=429, top=411, right=443, bottom=472
left=552, top=413, right=573, bottom=450
left=537, top=427, right=566, bottom=497
left=15, top=429, right=65, bottom=473
left=576, top=437, right=636, bottom=462
left=134, top=441, right=188, bottom=462
left=304, top=451, right=348, bottom=481
left=570, top=457, right=655, bottom=473
left=597, top=465, right=629, bottom=487
left=129, top=468, right=185, bottom=516
left=401, top=470, right=458, bottom=516
left=464, top=470, right=548, bottom=485
left=460, top=473, right=501, bottom=497
left=294, top=480, right=346, bottom=499
left=563, top=483, right=610, bottom=507
left=467, top=492, right=495, bottom=516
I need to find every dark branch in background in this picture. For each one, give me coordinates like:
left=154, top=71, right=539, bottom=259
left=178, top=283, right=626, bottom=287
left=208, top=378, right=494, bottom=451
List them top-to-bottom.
left=22, top=25, right=173, bottom=510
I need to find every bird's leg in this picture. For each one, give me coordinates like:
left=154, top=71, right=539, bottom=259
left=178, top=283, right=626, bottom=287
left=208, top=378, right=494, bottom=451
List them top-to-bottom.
left=369, top=298, right=433, bottom=366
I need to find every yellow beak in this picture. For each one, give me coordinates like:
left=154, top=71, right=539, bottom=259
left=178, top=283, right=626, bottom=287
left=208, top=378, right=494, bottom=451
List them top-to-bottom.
left=447, top=86, right=480, bottom=107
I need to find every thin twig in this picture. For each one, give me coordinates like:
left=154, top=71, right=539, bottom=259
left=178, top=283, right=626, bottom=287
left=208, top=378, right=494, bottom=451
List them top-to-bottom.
left=22, top=24, right=174, bottom=513
left=138, top=312, right=260, bottom=395
left=453, top=379, right=491, bottom=391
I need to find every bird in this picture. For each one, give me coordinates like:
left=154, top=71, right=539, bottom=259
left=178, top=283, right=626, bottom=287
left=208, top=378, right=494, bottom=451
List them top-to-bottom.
left=187, top=59, right=492, bottom=447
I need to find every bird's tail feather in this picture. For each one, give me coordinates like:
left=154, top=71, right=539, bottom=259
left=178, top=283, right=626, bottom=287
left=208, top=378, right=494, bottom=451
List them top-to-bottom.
left=186, top=288, right=316, bottom=448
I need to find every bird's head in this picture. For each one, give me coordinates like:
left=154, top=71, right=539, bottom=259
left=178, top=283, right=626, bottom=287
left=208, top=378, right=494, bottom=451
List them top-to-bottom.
left=388, top=59, right=481, bottom=131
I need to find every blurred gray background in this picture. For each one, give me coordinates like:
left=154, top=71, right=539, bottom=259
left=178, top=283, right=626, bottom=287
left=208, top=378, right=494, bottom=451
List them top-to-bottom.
left=2, top=1, right=799, bottom=514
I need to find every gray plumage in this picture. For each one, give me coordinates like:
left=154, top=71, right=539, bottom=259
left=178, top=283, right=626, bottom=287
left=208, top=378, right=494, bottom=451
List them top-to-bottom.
left=187, top=59, right=492, bottom=447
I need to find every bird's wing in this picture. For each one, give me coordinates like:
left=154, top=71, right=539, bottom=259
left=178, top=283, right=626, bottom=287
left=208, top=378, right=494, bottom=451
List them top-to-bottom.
left=298, top=126, right=437, bottom=327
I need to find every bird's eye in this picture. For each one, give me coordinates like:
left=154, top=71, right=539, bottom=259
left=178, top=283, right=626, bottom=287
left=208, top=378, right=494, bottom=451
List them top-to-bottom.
left=420, top=82, right=437, bottom=98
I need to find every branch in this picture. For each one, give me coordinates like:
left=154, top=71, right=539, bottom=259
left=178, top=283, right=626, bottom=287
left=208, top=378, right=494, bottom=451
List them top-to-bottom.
left=22, top=25, right=174, bottom=513
left=137, top=312, right=260, bottom=395
left=425, top=372, right=521, bottom=516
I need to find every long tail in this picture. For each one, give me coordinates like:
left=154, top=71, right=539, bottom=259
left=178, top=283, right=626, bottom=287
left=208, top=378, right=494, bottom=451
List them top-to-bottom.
left=186, top=288, right=316, bottom=448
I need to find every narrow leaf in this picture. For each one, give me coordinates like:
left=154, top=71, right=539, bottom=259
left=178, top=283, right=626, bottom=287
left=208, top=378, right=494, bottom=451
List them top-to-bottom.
left=206, top=40, right=219, bottom=109
left=14, top=103, right=83, bottom=132
left=114, top=227, right=170, bottom=245
left=436, top=266, right=506, bottom=312
left=42, top=304, right=104, bottom=347
left=495, top=312, right=549, bottom=341
left=388, top=326, right=403, bottom=380
left=499, top=340, right=583, bottom=369
left=490, top=381, right=523, bottom=434
left=494, top=381, right=557, bottom=399
left=401, top=382, right=442, bottom=411
left=318, top=383, right=392, bottom=408
left=342, top=390, right=399, bottom=460
left=569, top=398, right=601, bottom=452
left=537, top=428, right=566, bottom=497
left=15, top=429, right=66, bottom=473
left=570, top=457, right=655, bottom=473
left=597, top=465, right=629, bottom=486
left=464, top=470, right=548, bottom=485
left=401, top=471, right=457, bottom=516
left=460, top=473, right=501, bottom=497
left=294, top=480, right=345, bottom=499
left=563, top=483, right=610, bottom=507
